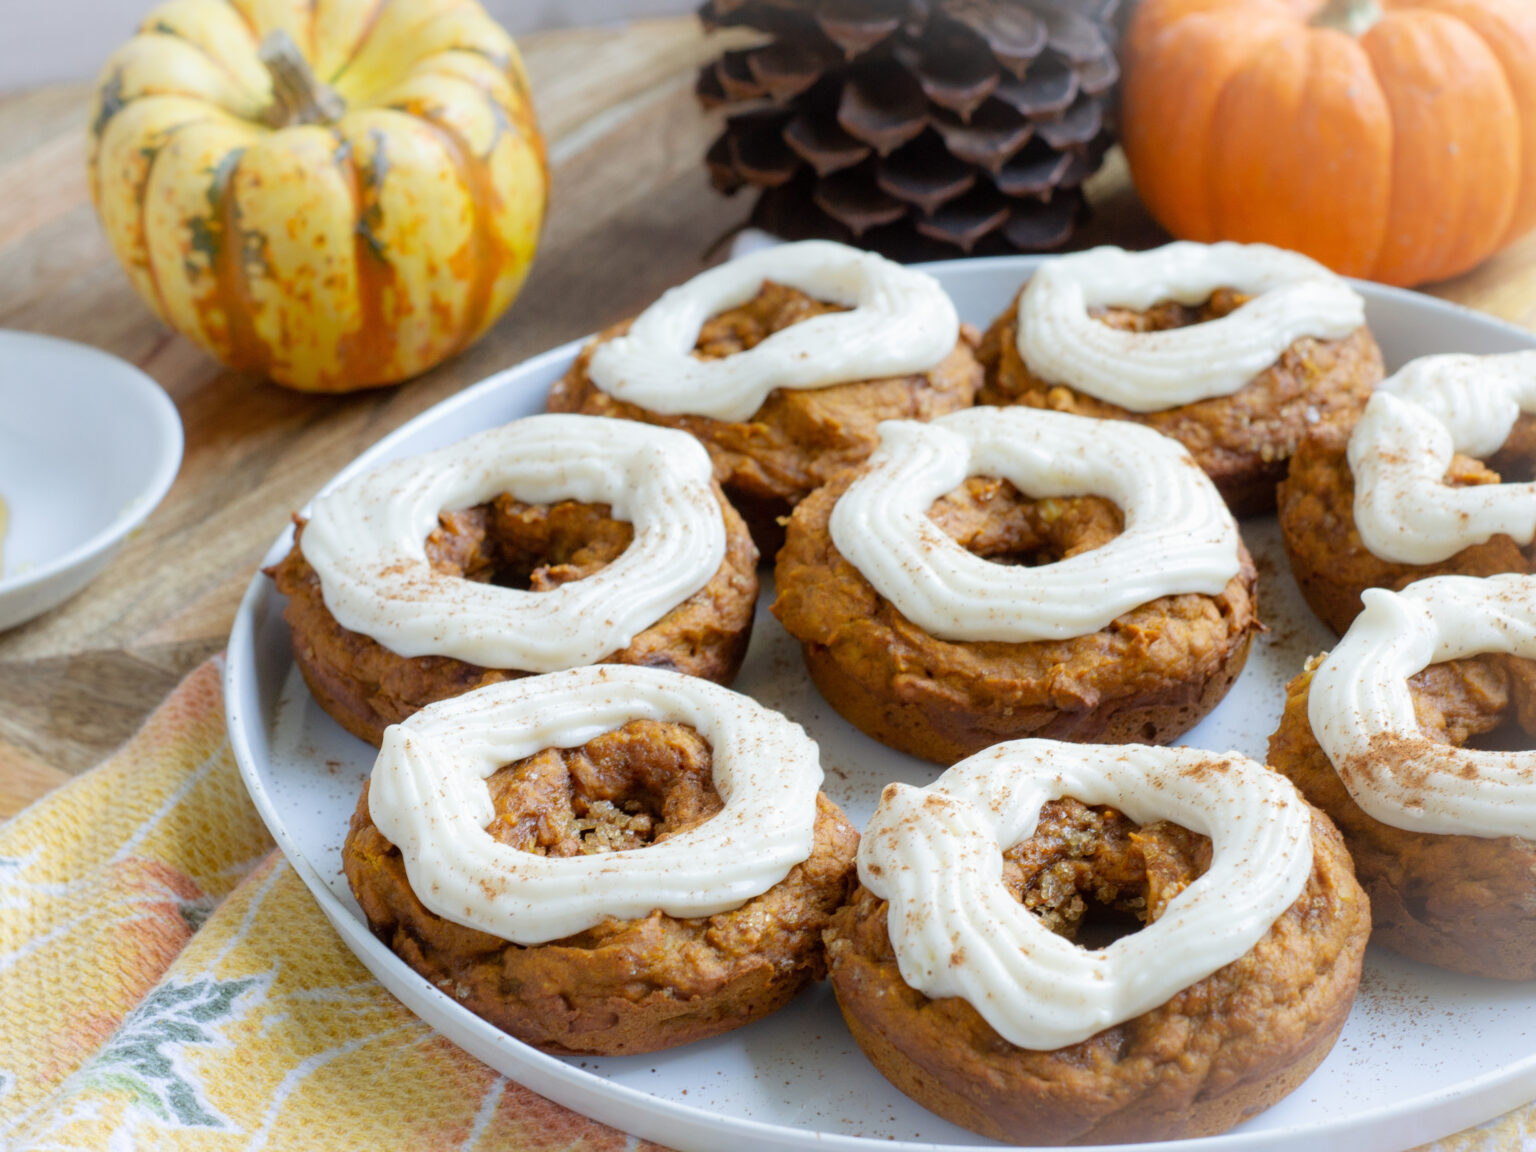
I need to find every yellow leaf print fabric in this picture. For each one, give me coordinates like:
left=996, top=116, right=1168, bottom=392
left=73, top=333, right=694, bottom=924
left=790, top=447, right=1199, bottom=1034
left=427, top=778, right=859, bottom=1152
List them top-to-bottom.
left=0, top=657, right=1528, bottom=1150
left=0, top=660, right=662, bottom=1151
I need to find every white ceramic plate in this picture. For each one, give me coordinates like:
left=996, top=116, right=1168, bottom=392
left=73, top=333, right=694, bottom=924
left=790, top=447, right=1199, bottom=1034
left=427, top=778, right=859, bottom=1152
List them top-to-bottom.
left=226, top=257, right=1536, bottom=1152
left=0, top=330, right=183, bottom=631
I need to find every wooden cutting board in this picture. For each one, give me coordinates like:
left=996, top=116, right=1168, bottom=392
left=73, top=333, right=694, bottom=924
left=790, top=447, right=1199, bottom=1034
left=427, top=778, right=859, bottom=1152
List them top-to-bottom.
left=2, top=15, right=1535, bottom=815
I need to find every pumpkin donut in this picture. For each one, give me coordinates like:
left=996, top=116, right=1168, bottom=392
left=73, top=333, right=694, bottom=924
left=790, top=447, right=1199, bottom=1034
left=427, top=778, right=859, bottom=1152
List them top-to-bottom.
left=547, top=239, right=982, bottom=557
left=978, top=241, right=1383, bottom=516
left=1278, top=351, right=1536, bottom=634
left=772, top=406, right=1259, bottom=764
left=269, top=413, right=757, bottom=746
left=1268, top=574, right=1536, bottom=980
left=343, top=665, right=859, bottom=1056
left=824, top=740, right=1369, bottom=1145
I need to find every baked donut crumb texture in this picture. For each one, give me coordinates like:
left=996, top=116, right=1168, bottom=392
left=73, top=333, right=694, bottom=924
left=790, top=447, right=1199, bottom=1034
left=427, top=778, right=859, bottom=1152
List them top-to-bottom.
left=550, top=279, right=982, bottom=557
left=979, top=288, right=1382, bottom=518
left=1278, top=409, right=1536, bottom=635
left=774, top=468, right=1258, bottom=763
left=272, top=486, right=758, bottom=746
left=1269, top=656, right=1536, bottom=979
left=345, top=718, right=859, bottom=1056
left=825, top=797, right=1368, bottom=1144
left=1004, top=799, right=1210, bottom=946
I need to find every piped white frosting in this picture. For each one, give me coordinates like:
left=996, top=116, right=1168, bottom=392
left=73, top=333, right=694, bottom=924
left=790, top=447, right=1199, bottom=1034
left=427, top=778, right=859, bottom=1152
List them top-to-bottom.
left=586, top=240, right=959, bottom=422
left=1017, top=241, right=1364, bottom=412
left=1350, top=352, right=1536, bottom=565
left=827, top=407, right=1241, bottom=643
left=299, top=414, right=726, bottom=671
left=1308, top=574, right=1536, bottom=838
left=368, top=666, right=824, bottom=945
left=860, top=740, right=1314, bottom=1051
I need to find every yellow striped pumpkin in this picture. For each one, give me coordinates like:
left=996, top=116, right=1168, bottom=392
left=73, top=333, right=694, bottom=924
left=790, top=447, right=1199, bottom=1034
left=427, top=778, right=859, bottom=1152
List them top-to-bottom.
left=88, top=0, right=547, bottom=391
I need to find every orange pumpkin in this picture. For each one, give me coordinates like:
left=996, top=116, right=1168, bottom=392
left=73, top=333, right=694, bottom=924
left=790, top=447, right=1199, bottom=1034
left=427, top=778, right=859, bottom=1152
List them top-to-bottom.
left=88, top=0, right=547, bottom=391
left=1121, top=0, right=1536, bottom=287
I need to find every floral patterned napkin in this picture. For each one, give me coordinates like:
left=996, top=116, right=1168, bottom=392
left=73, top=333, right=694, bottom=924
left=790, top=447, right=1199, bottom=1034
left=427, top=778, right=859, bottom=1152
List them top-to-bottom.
left=0, top=657, right=1526, bottom=1150
left=0, top=659, right=656, bottom=1151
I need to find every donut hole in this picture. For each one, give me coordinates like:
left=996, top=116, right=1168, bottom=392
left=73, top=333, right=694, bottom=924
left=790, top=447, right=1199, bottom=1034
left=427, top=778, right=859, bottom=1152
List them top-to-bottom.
left=693, top=281, right=847, bottom=362
left=1090, top=288, right=1251, bottom=334
left=1485, top=412, right=1536, bottom=485
left=927, top=476, right=1123, bottom=569
left=425, top=496, right=633, bottom=592
left=1410, top=653, right=1536, bottom=755
left=481, top=719, right=723, bottom=857
left=1463, top=720, right=1534, bottom=754
left=1002, top=798, right=1211, bottom=951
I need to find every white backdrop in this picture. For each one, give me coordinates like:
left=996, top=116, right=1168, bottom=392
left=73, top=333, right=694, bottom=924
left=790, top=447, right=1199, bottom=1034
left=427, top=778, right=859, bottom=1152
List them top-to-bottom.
left=0, top=0, right=699, bottom=90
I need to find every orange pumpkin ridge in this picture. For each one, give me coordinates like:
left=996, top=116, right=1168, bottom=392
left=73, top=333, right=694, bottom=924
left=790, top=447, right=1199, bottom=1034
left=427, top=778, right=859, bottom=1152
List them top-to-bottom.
left=1123, top=0, right=1536, bottom=286
left=1399, top=0, right=1536, bottom=248
left=1121, top=6, right=1295, bottom=243
left=1364, top=8, right=1519, bottom=286
left=1209, top=25, right=1392, bottom=274
left=422, top=114, right=506, bottom=363
left=334, top=126, right=403, bottom=392
left=211, top=146, right=273, bottom=378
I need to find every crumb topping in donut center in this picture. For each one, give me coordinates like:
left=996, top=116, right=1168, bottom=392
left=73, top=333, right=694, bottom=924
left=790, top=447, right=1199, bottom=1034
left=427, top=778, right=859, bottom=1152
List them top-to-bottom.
left=693, top=281, right=847, bottom=362
left=1090, top=288, right=1250, bottom=334
left=1433, top=415, right=1536, bottom=489
left=926, top=476, right=1124, bottom=569
left=424, top=496, right=633, bottom=592
left=1409, top=655, right=1536, bottom=757
left=480, top=719, right=723, bottom=857
left=1002, top=797, right=1211, bottom=950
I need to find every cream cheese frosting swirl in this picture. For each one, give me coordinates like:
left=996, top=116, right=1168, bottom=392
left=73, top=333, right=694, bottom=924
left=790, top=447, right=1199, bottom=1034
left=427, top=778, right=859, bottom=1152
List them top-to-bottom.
left=585, top=240, right=959, bottom=422
left=1016, top=241, right=1364, bottom=412
left=1350, top=352, right=1536, bottom=565
left=827, top=407, right=1241, bottom=643
left=299, top=413, right=725, bottom=672
left=1308, top=574, right=1536, bottom=838
left=369, top=666, right=824, bottom=945
left=860, top=740, right=1314, bottom=1051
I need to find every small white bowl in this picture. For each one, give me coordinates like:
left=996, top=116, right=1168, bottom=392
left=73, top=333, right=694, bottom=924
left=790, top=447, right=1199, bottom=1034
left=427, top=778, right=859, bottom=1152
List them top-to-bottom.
left=0, top=331, right=183, bottom=632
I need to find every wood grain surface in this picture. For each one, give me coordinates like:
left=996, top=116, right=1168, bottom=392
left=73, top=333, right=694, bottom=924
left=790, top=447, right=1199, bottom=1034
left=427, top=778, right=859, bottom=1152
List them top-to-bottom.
left=1, top=16, right=1535, bottom=817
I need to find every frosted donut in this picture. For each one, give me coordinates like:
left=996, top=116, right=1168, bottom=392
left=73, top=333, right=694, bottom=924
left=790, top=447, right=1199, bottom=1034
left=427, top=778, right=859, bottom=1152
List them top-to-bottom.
left=549, top=240, right=982, bottom=555
left=585, top=240, right=959, bottom=422
left=979, top=241, right=1382, bottom=516
left=1018, top=242, right=1363, bottom=410
left=1279, top=352, right=1536, bottom=633
left=1352, top=354, right=1536, bottom=564
left=774, top=407, right=1258, bottom=763
left=829, top=407, right=1241, bottom=643
left=269, top=413, right=759, bottom=745
left=1269, top=574, right=1536, bottom=978
left=1310, top=575, right=1536, bottom=837
left=343, top=666, right=859, bottom=1054
left=824, top=739, right=1369, bottom=1144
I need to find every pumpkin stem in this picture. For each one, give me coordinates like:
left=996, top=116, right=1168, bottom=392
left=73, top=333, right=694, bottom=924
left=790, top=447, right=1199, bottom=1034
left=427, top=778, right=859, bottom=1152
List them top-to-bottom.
left=1310, top=0, right=1383, bottom=36
left=258, top=29, right=345, bottom=129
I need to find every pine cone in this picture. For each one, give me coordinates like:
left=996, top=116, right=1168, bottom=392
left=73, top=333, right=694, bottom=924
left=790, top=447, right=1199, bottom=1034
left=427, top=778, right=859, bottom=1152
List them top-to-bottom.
left=698, top=0, right=1126, bottom=260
